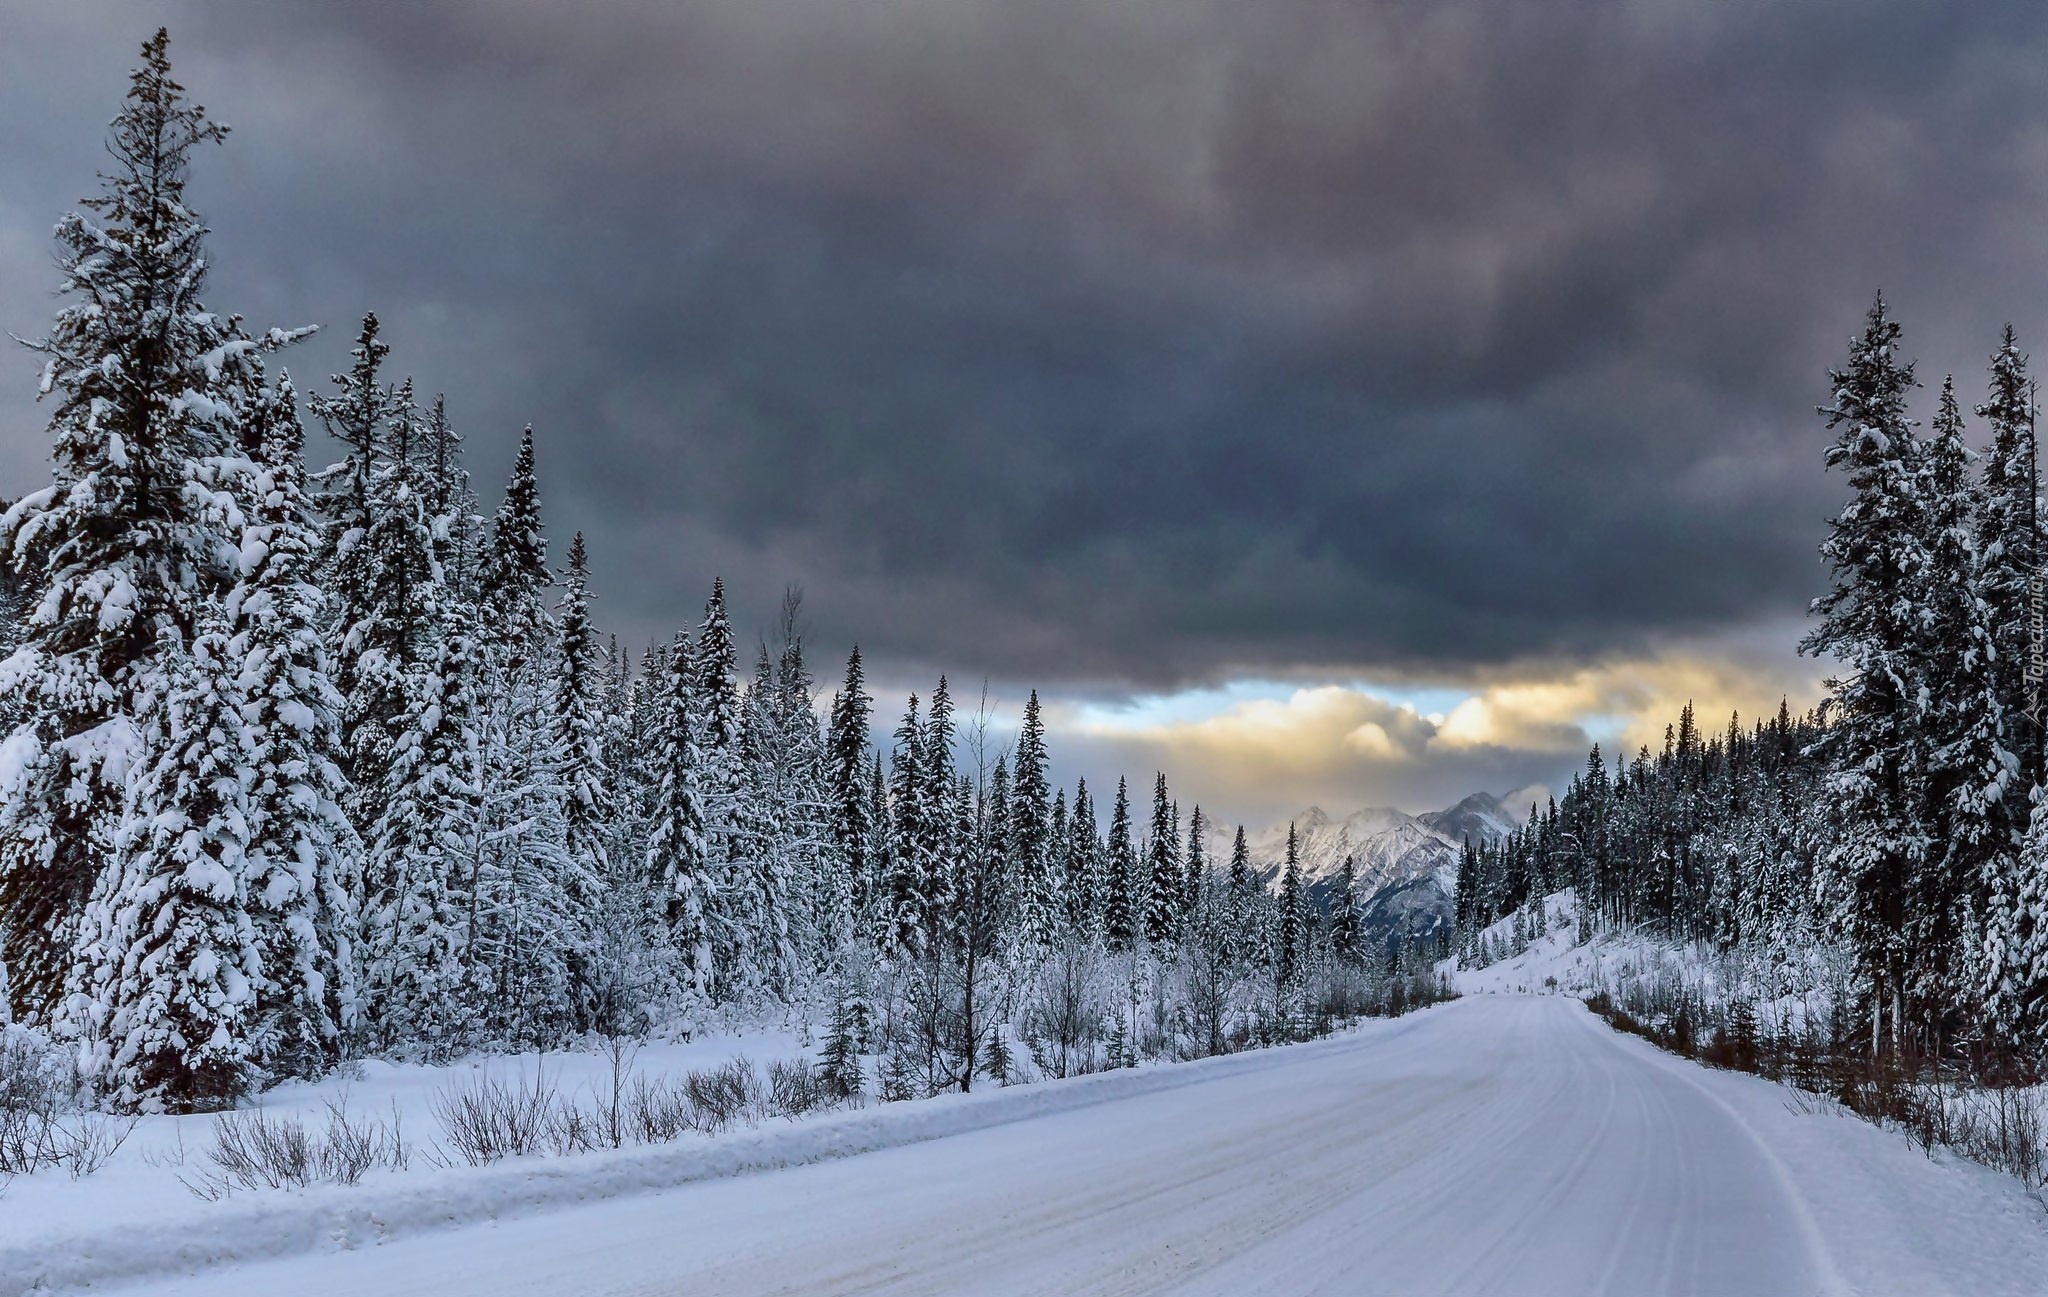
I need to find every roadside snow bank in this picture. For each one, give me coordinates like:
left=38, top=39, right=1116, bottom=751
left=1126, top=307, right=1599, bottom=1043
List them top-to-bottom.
left=2, top=1021, right=1416, bottom=1297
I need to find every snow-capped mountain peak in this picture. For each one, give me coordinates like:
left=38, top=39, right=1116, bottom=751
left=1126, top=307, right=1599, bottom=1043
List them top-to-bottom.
left=1214, top=792, right=1523, bottom=945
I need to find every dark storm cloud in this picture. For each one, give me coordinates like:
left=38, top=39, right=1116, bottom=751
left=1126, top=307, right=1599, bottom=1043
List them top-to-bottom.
left=4, top=0, right=2047, bottom=692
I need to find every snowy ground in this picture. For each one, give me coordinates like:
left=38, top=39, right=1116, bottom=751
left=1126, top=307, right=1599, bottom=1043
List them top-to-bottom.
left=1450, top=890, right=1847, bottom=1035
left=1451, top=891, right=1662, bottom=999
left=22, top=996, right=2048, bottom=1297
left=3, top=1026, right=809, bottom=1290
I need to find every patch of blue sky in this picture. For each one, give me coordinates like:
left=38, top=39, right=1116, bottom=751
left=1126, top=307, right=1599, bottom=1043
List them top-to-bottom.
left=1071, top=677, right=1478, bottom=732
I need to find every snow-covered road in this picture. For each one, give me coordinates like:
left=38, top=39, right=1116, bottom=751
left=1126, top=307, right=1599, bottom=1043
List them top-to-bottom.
left=115, top=996, right=2048, bottom=1297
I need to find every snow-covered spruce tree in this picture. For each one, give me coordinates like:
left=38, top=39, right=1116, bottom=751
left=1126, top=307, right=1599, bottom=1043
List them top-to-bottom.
left=0, top=31, right=299, bottom=1033
left=1799, top=293, right=1933, bottom=1059
left=309, top=314, right=391, bottom=785
left=1973, top=327, right=2040, bottom=787
left=1970, top=330, right=2048, bottom=1047
left=231, top=374, right=359, bottom=1078
left=1915, top=378, right=2017, bottom=1022
left=353, top=388, right=484, bottom=1055
left=421, top=395, right=480, bottom=602
left=481, top=426, right=550, bottom=664
left=458, top=436, right=583, bottom=1045
left=552, top=532, right=609, bottom=1017
left=552, top=532, right=614, bottom=1028
left=690, top=577, right=743, bottom=796
left=690, top=579, right=748, bottom=999
left=361, top=593, right=489, bottom=1056
left=82, top=603, right=259, bottom=1110
left=729, top=612, right=830, bottom=999
left=768, top=617, right=833, bottom=969
left=646, top=632, right=714, bottom=1019
left=467, top=633, right=578, bottom=1048
left=623, top=640, right=667, bottom=831
left=826, top=647, right=877, bottom=936
left=725, top=649, right=790, bottom=1003
left=915, top=678, right=961, bottom=955
left=1009, top=690, right=1056, bottom=953
left=884, top=693, right=926, bottom=953
left=943, top=749, right=1011, bottom=1092
left=862, top=752, right=892, bottom=946
left=1144, top=773, right=1181, bottom=946
left=1103, top=778, right=1138, bottom=951
left=1064, top=779, right=1101, bottom=937
left=1046, top=785, right=1070, bottom=928
left=2000, top=793, right=2048, bottom=1050
left=1184, top=806, right=1208, bottom=920
left=1276, top=824, right=1304, bottom=999
left=1226, top=825, right=1258, bottom=965
left=1453, top=837, right=1478, bottom=951
left=1330, top=855, right=1364, bottom=967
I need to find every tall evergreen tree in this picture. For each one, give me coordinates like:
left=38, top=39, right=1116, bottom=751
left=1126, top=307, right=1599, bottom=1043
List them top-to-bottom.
left=0, top=31, right=297, bottom=1029
left=1800, top=294, right=1933, bottom=1057
left=310, top=315, right=393, bottom=778
left=1974, top=327, right=2040, bottom=785
left=1971, top=330, right=2048, bottom=1043
left=232, top=375, right=358, bottom=1077
left=1918, top=378, right=2016, bottom=1017
left=351, top=393, right=484, bottom=1052
left=482, top=425, right=548, bottom=662
left=552, top=533, right=610, bottom=1018
left=555, top=533, right=611, bottom=883
left=359, top=590, right=486, bottom=1054
left=82, top=607, right=258, bottom=1110
left=646, top=632, right=712, bottom=1011
left=826, top=647, right=875, bottom=933
left=914, top=677, right=960, bottom=954
left=1009, top=690, right=1055, bottom=950
left=885, top=693, right=926, bottom=953
left=1145, top=773, right=1182, bottom=945
left=1103, top=777, right=1138, bottom=950
left=1066, top=779, right=1101, bottom=935
left=1184, top=806, right=1208, bottom=917
left=1277, top=825, right=1304, bottom=991
left=1330, top=855, right=1364, bottom=966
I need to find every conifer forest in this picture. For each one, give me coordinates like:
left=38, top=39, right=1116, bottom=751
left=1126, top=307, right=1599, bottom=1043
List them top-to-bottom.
left=4, top=23, right=2048, bottom=1297
left=0, top=36, right=1450, bottom=1114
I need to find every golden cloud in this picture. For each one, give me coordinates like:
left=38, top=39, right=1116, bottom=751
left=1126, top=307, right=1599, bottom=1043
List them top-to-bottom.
left=1042, top=641, right=1825, bottom=825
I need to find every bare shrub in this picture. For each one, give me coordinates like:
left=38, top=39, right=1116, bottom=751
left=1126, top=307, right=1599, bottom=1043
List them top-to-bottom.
left=0, top=1030, right=133, bottom=1180
left=766, top=1057, right=827, bottom=1118
left=684, top=1058, right=762, bottom=1133
left=430, top=1066, right=560, bottom=1166
left=626, top=1073, right=693, bottom=1143
left=1898, top=1081, right=2046, bottom=1193
left=183, top=1096, right=404, bottom=1197
left=319, top=1096, right=390, bottom=1184
left=385, top=1099, right=413, bottom=1172
left=546, top=1101, right=599, bottom=1156
left=197, top=1110, right=319, bottom=1191
left=53, top=1112, right=136, bottom=1180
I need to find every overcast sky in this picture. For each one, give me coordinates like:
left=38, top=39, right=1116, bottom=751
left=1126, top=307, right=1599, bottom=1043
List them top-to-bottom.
left=4, top=2, right=2045, bottom=827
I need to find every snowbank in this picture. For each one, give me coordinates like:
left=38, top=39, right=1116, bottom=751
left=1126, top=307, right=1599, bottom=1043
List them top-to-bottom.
left=1, top=1021, right=1414, bottom=1296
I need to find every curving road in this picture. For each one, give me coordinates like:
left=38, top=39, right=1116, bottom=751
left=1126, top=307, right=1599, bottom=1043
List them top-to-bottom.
left=121, top=996, right=2047, bottom=1297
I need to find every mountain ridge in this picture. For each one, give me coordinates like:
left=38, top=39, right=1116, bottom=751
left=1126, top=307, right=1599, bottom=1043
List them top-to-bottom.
left=1212, top=791, right=1522, bottom=948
